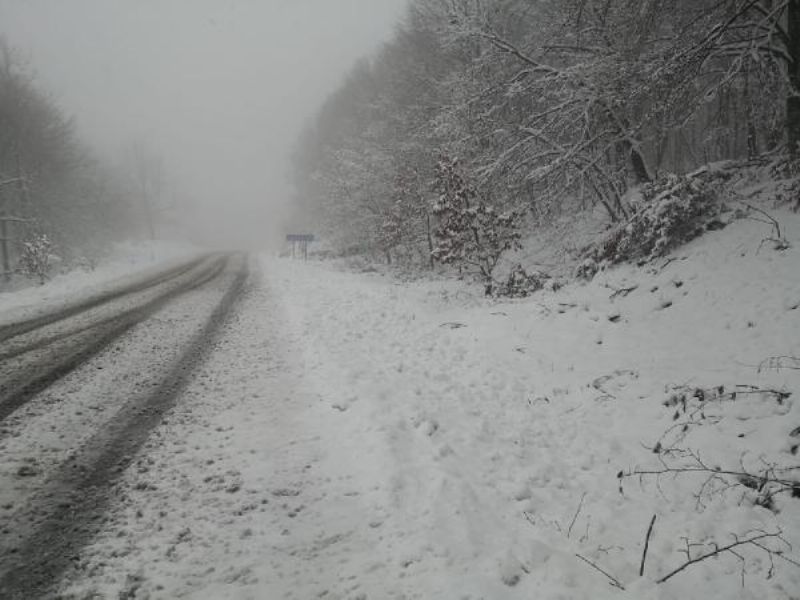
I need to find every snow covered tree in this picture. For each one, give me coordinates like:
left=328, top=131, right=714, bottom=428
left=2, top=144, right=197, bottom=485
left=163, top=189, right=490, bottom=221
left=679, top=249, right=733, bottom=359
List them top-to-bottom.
left=289, top=0, right=795, bottom=278
left=434, top=0, right=792, bottom=215
left=551, top=0, right=792, bottom=163
left=289, top=7, right=463, bottom=265
left=432, top=154, right=523, bottom=294
left=389, top=166, right=436, bottom=268
left=17, top=230, right=56, bottom=284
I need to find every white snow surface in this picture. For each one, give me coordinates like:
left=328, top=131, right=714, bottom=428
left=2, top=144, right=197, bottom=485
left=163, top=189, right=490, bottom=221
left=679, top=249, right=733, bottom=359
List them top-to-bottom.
left=46, top=212, right=800, bottom=599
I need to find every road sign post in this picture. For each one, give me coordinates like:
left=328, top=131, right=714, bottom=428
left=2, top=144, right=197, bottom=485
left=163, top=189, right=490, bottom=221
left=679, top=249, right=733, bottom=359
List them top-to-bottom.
left=285, top=234, right=314, bottom=261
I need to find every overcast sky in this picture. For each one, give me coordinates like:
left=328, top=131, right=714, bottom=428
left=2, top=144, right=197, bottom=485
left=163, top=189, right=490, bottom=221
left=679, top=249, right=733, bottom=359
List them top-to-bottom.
left=0, top=0, right=407, bottom=248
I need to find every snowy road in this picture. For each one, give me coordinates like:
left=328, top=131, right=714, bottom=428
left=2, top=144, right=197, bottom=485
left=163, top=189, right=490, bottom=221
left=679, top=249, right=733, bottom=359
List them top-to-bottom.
left=0, top=253, right=248, bottom=598
left=0, top=255, right=227, bottom=422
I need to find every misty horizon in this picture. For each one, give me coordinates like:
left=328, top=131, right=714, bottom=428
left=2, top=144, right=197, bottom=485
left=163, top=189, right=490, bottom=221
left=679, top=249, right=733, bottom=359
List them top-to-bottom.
left=0, top=0, right=407, bottom=249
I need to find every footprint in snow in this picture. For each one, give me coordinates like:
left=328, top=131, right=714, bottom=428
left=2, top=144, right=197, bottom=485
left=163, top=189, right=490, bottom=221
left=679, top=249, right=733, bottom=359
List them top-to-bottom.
left=413, top=417, right=439, bottom=436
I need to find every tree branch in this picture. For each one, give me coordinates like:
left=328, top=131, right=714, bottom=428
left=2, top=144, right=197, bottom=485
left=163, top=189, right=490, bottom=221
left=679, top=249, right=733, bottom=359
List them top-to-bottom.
left=657, top=531, right=787, bottom=583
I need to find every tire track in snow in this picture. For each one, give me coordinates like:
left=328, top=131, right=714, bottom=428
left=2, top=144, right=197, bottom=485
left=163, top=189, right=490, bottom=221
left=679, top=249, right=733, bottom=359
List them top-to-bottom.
left=0, top=253, right=249, bottom=600
left=0, top=254, right=228, bottom=423
left=0, top=254, right=207, bottom=343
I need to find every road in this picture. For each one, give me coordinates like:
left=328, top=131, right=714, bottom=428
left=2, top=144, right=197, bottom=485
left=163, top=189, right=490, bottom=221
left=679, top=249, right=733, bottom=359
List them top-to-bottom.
left=0, top=253, right=249, bottom=599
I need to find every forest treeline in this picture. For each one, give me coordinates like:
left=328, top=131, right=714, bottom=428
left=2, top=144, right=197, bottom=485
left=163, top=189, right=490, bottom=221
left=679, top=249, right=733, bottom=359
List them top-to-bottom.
left=292, top=0, right=797, bottom=272
left=0, top=40, right=163, bottom=281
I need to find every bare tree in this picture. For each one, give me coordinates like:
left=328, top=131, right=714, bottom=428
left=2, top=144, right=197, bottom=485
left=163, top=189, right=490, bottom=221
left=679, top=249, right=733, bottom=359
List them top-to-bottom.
left=124, top=140, right=166, bottom=241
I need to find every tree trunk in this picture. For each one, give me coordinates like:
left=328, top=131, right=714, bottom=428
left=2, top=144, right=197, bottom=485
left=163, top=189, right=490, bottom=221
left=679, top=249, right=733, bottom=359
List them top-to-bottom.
left=788, top=0, right=800, bottom=157
left=744, top=70, right=759, bottom=158
left=628, top=141, right=652, bottom=184
left=142, top=192, right=156, bottom=241
left=426, top=211, right=435, bottom=269
left=1, top=218, right=9, bottom=283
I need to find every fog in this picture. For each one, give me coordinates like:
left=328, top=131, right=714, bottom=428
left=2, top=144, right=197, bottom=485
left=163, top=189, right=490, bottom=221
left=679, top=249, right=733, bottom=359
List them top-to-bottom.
left=0, top=0, right=406, bottom=250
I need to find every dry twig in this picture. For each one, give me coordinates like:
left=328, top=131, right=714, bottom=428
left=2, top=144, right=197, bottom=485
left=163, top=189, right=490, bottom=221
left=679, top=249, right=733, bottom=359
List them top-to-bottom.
left=743, top=203, right=791, bottom=251
left=604, top=283, right=638, bottom=300
left=621, top=450, right=799, bottom=509
left=567, top=493, right=587, bottom=539
left=639, top=515, right=657, bottom=577
left=656, top=530, right=789, bottom=584
left=575, top=553, right=625, bottom=590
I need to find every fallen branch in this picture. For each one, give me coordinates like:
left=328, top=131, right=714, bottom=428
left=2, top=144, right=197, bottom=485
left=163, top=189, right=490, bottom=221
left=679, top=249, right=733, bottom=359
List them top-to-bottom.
left=743, top=203, right=791, bottom=252
left=744, top=203, right=783, bottom=239
left=656, top=256, right=686, bottom=272
left=604, top=283, right=638, bottom=300
left=439, top=322, right=466, bottom=329
left=622, top=438, right=800, bottom=514
left=622, top=452, right=800, bottom=504
left=567, top=492, right=587, bottom=539
left=639, top=515, right=657, bottom=577
left=656, top=530, right=788, bottom=584
left=575, top=553, right=625, bottom=590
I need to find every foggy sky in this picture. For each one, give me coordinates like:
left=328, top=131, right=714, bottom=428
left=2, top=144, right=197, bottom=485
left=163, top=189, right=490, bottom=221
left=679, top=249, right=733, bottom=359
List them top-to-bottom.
left=0, top=0, right=407, bottom=249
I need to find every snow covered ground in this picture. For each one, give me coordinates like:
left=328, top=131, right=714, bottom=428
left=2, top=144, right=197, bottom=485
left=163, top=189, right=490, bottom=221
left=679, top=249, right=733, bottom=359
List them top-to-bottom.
left=50, top=209, right=800, bottom=599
